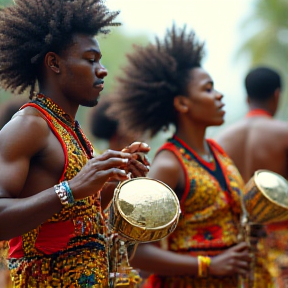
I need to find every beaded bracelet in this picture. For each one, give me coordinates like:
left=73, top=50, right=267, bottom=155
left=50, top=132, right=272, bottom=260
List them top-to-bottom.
left=54, top=180, right=75, bottom=206
left=198, top=255, right=211, bottom=277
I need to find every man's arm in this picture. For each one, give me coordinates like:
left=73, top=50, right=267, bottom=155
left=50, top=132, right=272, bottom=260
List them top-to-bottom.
left=0, top=113, right=149, bottom=240
left=0, top=114, right=63, bottom=240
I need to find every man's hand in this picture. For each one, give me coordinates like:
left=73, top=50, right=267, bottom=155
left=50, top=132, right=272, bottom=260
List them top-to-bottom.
left=121, top=142, right=150, bottom=178
left=69, top=149, right=133, bottom=200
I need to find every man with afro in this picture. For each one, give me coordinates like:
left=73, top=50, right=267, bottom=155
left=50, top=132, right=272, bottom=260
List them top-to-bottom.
left=0, top=0, right=149, bottom=287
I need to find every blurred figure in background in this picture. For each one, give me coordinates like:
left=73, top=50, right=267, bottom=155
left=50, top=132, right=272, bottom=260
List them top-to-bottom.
left=108, top=24, right=272, bottom=287
left=216, top=66, right=288, bottom=287
left=216, top=67, right=287, bottom=182
left=89, top=95, right=140, bottom=152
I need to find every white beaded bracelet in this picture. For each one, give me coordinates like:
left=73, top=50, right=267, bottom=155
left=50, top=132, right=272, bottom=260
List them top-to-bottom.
left=54, top=180, right=75, bottom=206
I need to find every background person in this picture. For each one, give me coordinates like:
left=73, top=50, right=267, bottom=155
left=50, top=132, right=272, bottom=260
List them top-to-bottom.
left=216, top=66, right=288, bottom=287
left=216, top=66, right=287, bottom=182
left=89, top=95, right=142, bottom=152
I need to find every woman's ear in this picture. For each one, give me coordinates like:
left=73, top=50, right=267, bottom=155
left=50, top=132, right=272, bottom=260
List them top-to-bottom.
left=174, top=95, right=189, bottom=113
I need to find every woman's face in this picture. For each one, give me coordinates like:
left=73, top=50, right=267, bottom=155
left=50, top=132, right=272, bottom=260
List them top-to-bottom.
left=184, top=67, right=225, bottom=127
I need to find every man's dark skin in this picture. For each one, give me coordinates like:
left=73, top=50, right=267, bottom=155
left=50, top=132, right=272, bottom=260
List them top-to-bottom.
left=0, top=33, right=149, bottom=240
left=216, top=89, right=288, bottom=183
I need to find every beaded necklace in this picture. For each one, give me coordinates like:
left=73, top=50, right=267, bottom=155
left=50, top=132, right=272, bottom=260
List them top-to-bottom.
left=32, top=93, right=94, bottom=159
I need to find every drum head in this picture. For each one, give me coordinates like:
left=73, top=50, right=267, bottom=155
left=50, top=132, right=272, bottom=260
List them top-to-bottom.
left=255, top=170, right=288, bottom=208
left=116, top=177, right=180, bottom=229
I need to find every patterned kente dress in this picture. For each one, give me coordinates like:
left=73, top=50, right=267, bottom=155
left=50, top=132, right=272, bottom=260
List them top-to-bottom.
left=8, top=94, right=110, bottom=288
left=143, top=135, right=272, bottom=288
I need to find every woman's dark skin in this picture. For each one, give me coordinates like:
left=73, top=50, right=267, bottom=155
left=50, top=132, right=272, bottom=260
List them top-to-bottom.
left=130, top=67, right=251, bottom=278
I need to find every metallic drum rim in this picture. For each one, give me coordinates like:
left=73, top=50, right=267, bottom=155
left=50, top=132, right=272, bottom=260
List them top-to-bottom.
left=254, top=169, right=288, bottom=209
left=114, top=177, right=181, bottom=231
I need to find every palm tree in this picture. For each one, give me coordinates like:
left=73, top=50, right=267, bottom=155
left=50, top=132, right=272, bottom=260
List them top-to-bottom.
left=237, top=0, right=288, bottom=118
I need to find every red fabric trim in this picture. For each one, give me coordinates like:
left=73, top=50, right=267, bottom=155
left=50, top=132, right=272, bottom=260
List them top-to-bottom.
left=8, top=103, right=69, bottom=258
left=20, top=103, right=68, bottom=181
left=246, top=108, right=272, bottom=118
left=173, top=135, right=216, bottom=171
left=207, top=139, right=228, bottom=157
left=208, top=139, right=234, bottom=206
left=156, top=143, right=190, bottom=211
left=266, top=220, right=288, bottom=232
left=35, top=221, right=75, bottom=254
left=8, top=236, right=24, bottom=258
left=142, top=275, right=161, bottom=288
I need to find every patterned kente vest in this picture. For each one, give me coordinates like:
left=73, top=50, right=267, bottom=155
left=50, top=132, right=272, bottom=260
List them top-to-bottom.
left=8, top=94, right=110, bottom=288
left=144, top=135, right=272, bottom=288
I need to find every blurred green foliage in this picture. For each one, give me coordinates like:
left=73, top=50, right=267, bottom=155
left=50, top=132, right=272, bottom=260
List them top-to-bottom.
left=0, top=0, right=13, bottom=7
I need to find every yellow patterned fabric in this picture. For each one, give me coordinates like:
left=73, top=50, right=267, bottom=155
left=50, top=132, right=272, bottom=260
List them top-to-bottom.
left=8, top=95, right=110, bottom=288
left=143, top=136, right=273, bottom=288
left=264, top=221, right=288, bottom=288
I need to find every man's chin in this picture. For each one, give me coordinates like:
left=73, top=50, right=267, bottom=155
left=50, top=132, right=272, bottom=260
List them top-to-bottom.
left=81, top=99, right=99, bottom=108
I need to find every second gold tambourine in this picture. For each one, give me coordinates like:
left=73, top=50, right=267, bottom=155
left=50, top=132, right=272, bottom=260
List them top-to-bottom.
left=108, top=177, right=181, bottom=243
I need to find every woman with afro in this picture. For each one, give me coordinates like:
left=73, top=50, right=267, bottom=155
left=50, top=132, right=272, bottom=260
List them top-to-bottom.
left=109, top=24, right=273, bottom=288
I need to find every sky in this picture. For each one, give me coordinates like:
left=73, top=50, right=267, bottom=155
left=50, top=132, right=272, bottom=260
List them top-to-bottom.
left=105, top=0, right=255, bottom=135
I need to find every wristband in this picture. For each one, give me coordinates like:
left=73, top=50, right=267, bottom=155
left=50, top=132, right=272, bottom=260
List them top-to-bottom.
left=54, top=180, right=75, bottom=206
left=198, top=255, right=211, bottom=277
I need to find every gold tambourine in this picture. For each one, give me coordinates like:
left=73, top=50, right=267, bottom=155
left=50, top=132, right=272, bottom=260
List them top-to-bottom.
left=243, top=170, right=288, bottom=224
left=108, top=177, right=181, bottom=243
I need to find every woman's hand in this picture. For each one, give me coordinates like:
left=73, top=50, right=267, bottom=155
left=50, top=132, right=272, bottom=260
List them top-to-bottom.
left=248, top=223, right=267, bottom=246
left=209, top=242, right=251, bottom=277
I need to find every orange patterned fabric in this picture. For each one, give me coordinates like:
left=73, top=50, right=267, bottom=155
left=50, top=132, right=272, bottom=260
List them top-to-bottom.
left=8, top=95, right=110, bottom=287
left=143, top=136, right=273, bottom=288
left=265, top=216, right=288, bottom=287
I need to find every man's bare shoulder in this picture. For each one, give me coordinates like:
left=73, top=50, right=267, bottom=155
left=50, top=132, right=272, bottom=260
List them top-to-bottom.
left=0, top=106, right=50, bottom=158
left=253, top=118, right=288, bottom=136
left=269, top=118, right=288, bottom=132
left=216, top=119, right=249, bottom=142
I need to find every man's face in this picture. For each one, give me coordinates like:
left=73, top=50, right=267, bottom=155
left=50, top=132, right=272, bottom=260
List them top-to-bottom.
left=59, top=34, right=108, bottom=107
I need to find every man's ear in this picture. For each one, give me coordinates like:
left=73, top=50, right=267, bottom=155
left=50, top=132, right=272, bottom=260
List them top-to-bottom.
left=44, top=52, right=60, bottom=74
left=274, top=88, right=280, bottom=102
left=174, top=95, right=189, bottom=113
left=246, top=96, right=250, bottom=105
